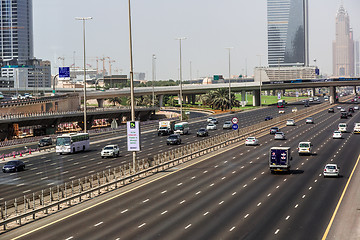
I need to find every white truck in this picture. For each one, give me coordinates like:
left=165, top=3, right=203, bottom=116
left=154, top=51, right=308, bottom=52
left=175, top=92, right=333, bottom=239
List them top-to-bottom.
left=158, top=120, right=175, bottom=136
left=174, top=122, right=190, bottom=135
left=269, top=147, right=292, bottom=173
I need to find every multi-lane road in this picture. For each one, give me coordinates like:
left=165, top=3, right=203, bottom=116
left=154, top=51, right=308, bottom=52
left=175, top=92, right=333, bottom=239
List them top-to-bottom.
left=2, top=98, right=360, bottom=239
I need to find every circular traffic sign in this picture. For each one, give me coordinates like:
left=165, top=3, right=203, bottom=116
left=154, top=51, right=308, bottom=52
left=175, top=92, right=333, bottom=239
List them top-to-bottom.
left=231, top=117, right=239, bottom=124
left=232, top=124, right=239, bottom=130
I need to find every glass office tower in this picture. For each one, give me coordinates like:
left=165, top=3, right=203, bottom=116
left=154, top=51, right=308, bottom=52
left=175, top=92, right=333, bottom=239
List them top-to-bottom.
left=0, top=0, right=33, bottom=65
left=267, top=0, right=308, bottom=67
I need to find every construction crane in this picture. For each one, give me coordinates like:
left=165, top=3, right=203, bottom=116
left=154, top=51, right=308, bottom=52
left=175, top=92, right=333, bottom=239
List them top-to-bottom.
left=58, top=57, right=65, bottom=66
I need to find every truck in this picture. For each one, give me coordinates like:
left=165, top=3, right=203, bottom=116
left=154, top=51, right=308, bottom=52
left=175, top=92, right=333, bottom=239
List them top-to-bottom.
left=158, top=120, right=175, bottom=136
left=174, top=122, right=190, bottom=135
left=269, top=147, right=292, bottom=173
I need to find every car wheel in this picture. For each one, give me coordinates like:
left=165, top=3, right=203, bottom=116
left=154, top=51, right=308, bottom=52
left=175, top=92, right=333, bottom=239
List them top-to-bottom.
left=167, top=143, right=169, bottom=145
left=113, top=152, right=116, bottom=157
left=117, top=152, right=119, bottom=157
left=101, top=156, right=104, bottom=159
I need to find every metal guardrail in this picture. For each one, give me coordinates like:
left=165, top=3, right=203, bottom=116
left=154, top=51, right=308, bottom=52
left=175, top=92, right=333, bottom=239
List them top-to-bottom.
left=0, top=100, right=333, bottom=232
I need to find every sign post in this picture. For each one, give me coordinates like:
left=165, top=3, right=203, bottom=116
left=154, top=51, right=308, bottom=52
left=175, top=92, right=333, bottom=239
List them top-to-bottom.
left=127, top=121, right=141, bottom=151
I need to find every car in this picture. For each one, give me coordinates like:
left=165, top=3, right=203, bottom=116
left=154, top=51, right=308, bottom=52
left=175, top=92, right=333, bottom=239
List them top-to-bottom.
left=11, top=95, right=18, bottom=100
left=324, top=96, right=329, bottom=101
left=309, top=97, right=314, bottom=102
left=314, top=97, right=320, bottom=101
left=304, top=101, right=310, bottom=107
left=337, top=106, right=342, bottom=109
left=354, top=106, right=359, bottom=110
left=292, top=107, right=298, bottom=112
left=349, top=107, right=354, bottom=113
left=278, top=108, right=285, bottom=114
left=328, top=108, right=335, bottom=113
left=340, top=108, right=346, bottom=112
left=340, top=112, right=348, bottom=119
left=347, top=112, right=353, bottom=117
left=265, top=116, right=273, bottom=121
left=207, top=117, right=215, bottom=123
left=305, top=117, right=314, bottom=124
left=209, top=118, right=218, bottom=124
left=286, top=119, right=295, bottom=126
left=222, top=121, right=232, bottom=129
left=206, top=123, right=217, bottom=130
left=338, top=123, right=347, bottom=132
left=270, top=127, right=280, bottom=134
left=197, top=128, right=209, bottom=137
left=333, top=131, right=342, bottom=139
left=274, top=132, right=286, bottom=140
left=166, top=134, right=181, bottom=145
left=38, top=137, right=53, bottom=147
left=245, top=137, right=259, bottom=146
left=298, top=142, right=312, bottom=155
left=100, top=144, right=120, bottom=158
left=2, top=160, right=25, bottom=173
left=323, top=163, right=340, bottom=177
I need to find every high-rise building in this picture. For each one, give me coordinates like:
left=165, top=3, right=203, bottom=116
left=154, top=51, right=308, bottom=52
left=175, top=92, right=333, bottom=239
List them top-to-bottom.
left=0, top=0, right=34, bottom=65
left=267, top=0, right=309, bottom=67
left=333, top=5, right=354, bottom=76
left=355, top=40, right=359, bottom=76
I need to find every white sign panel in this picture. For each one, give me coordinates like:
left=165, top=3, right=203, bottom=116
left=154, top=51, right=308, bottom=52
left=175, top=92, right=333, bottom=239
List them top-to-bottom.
left=277, top=92, right=281, bottom=99
left=127, top=121, right=141, bottom=151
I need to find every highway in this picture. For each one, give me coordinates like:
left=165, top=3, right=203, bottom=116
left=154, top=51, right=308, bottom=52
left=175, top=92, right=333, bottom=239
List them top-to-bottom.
left=2, top=98, right=360, bottom=239
left=0, top=100, right=312, bottom=202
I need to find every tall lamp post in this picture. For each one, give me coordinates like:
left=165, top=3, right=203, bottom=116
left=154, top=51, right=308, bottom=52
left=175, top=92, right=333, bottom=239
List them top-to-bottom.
left=75, top=16, right=92, bottom=133
left=176, top=37, right=186, bottom=121
left=225, top=47, right=233, bottom=111
left=152, top=54, right=156, bottom=107
left=257, top=54, right=263, bottom=107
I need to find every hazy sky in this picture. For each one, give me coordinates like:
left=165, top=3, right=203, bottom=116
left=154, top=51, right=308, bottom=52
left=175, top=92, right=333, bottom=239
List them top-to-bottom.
left=33, top=0, right=359, bottom=80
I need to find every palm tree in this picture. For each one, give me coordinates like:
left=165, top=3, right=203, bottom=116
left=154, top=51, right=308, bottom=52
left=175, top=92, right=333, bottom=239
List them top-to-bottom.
left=207, top=88, right=240, bottom=110
left=107, top=97, right=121, bottom=106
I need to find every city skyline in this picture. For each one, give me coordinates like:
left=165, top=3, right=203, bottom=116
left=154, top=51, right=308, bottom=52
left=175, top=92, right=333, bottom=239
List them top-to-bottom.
left=32, top=0, right=360, bottom=80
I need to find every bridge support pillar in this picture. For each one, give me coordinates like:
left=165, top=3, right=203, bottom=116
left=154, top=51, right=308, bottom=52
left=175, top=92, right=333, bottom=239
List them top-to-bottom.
left=329, top=86, right=336, bottom=104
left=354, top=86, right=357, bottom=95
left=241, top=90, right=246, bottom=102
left=252, top=90, right=260, bottom=106
left=178, top=93, right=183, bottom=105
left=191, top=94, right=196, bottom=105
left=159, top=95, right=164, bottom=107
left=97, top=99, right=105, bottom=108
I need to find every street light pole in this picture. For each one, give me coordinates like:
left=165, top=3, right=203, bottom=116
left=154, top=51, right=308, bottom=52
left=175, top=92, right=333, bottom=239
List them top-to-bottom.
left=127, top=0, right=137, bottom=172
left=75, top=16, right=92, bottom=134
left=176, top=37, right=186, bottom=121
left=225, top=47, right=233, bottom=111
left=152, top=54, right=156, bottom=107
left=257, top=54, right=263, bottom=107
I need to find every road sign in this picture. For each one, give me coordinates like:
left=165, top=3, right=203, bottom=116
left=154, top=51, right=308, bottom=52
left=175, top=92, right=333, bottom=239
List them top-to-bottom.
left=59, top=67, right=70, bottom=80
left=278, top=92, right=281, bottom=99
left=231, top=117, right=239, bottom=124
left=127, top=121, right=141, bottom=151
left=232, top=124, right=239, bottom=130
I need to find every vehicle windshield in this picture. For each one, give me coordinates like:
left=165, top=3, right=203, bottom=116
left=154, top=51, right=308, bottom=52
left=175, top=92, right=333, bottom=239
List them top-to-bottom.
left=224, top=121, right=231, bottom=124
left=339, top=124, right=346, bottom=127
left=175, top=125, right=184, bottom=130
left=159, top=127, right=168, bottom=130
left=198, top=129, right=206, bottom=131
left=168, top=135, right=178, bottom=139
left=56, top=137, right=71, bottom=146
left=247, top=137, right=255, bottom=140
left=299, top=143, right=310, bottom=147
left=104, top=146, right=114, bottom=150
left=6, top=161, right=17, bottom=166
left=326, top=165, right=336, bottom=169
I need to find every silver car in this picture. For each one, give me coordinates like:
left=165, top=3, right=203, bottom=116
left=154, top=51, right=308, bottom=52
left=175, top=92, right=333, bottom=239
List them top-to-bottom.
left=223, top=121, right=232, bottom=129
left=274, top=132, right=286, bottom=140
left=101, top=144, right=120, bottom=158
left=323, top=164, right=340, bottom=177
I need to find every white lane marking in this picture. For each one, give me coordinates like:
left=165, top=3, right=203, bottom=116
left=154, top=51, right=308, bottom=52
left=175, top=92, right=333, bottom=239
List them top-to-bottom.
left=214, top=165, right=218, bottom=168
left=80, top=166, right=86, bottom=169
left=88, top=170, right=95, bottom=174
left=203, top=170, right=208, bottom=173
left=62, top=171, right=69, bottom=174
left=232, top=171, right=236, bottom=174
left=35, top=172, right=43, bottom=175
left=69, top=176, right=75, bottom=179
left=191, top=176, right=196, bottom=179
left=41, top=177, right=48, bottom=180
left=222, top=177, right=226, bottom=180
left=253, top=177, right=257, bottom=181
left=17, top=183, right=24, bottom=187
left=47, top=183, right=54, bottom=186
left=177, top=183, right=183, bottom=186
left=210, top=183, right=214, bottom=187
left=243, top=184, right=247, bottom=188
left=276, top=185, right=280, bottom=189
left=309, top=187, right=312, bottom=190
left=22, top=190, right=31, bottom=194
left=161, top=190, right=167, bottom=194
left=195, top=191, right=201, bottom=195
left=232, top=192, right=237, bottom=196
left=267, top=193, right=271, bottom=197
left=302, top=195, right=306, bottom=199
left=143, top=199, right=149, bottom=203
left=180, top=200, right=186, bottom=204
left=219, top=201, right=224, bottom=205
left=257, top=202, right=262, bottom=207
left=295, top=204, right=299, bottom=208
left=121, top=209, right=128, bottom=214
left=161, top=210, right=168, bottom=215
left=204, top=212, right=209, bottom=216
left=244, top=214, right=249, bottom=218
left=286, top=216, right=290, bottom=220
left=94, top=222, right=103, bottom=227
left=138, top=223, right=146, bottom=228
left=230, top=226, right=235, bottom=232
left=275, top=229, right=280, bottom=235
left=65, top=237, right=74, bottom=240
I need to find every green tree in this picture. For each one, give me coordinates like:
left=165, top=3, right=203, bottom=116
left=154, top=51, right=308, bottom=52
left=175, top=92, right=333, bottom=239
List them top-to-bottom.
left=107, top=97, right=121, bottom=106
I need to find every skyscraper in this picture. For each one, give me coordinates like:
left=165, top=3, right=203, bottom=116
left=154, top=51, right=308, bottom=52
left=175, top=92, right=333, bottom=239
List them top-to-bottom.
left=0, top=0, right=34, bottom=65
left=267, top=0, right=309, bottom=67
left=333, top=5, right=354, bottom=76
left=354, top=40, right=359, bottom=76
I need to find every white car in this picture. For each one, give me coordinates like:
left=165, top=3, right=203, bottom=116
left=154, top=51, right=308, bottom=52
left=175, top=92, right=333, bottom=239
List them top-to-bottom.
left=11, top=95, right=18, bottom=100
left=337, top=106, right=342, bottom=109
left=354, top=106, right=359, bottom=110
left=292, top=107, right=297, bottom=112
left=278, top=108, right=285, bottom=114
left=340, top=108, right=346, bottom=112
left=207, top=117, right=215, bottom=123
left=305, top=117, right=314, bottom=124
left=286, top=119, right=295, bottom=126
left=223, top=121, right=232, bottom=129
left=206, top=123, right=217, bottom=130
left=332, top=131, right=342, bottom=139
left=274, top=132, right=286, bottom=140
left=245, top=137, right=259, bottom=146
left=298, top=141, right=312, bottom=155
left=101, top=144, right=120, bottom=158
left=323, top=164, right=340, bottom=177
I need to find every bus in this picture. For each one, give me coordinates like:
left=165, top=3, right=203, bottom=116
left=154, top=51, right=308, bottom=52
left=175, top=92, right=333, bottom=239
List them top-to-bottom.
left=277, top=100, right=286, bottom=108
left=174, top=122, right=190, bottom=135
left=56, top=133, right=90, bottom=154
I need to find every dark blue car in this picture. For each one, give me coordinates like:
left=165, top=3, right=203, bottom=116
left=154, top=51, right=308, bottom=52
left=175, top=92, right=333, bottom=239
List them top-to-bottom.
left=265, top=116, right=273, bottom=121
left=2, top=160, right=25, bottom=173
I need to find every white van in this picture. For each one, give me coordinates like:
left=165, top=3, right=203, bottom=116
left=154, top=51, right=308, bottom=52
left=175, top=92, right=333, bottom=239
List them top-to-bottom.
left=174, top=122, right=189, bottom=135
left=338, top=123, right=347, bottom=133
left=353, top=123, right=360, bottom=134
left=298, top=142, right=312, bottom=155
